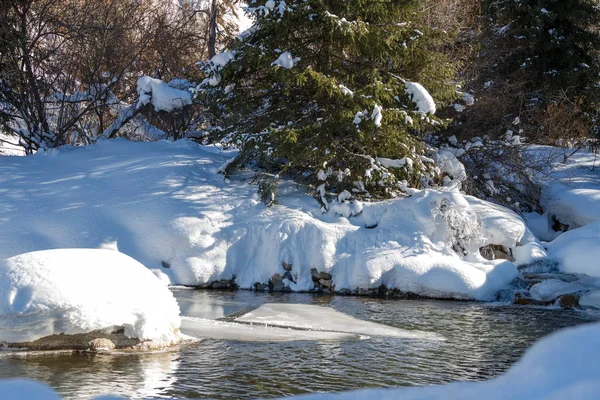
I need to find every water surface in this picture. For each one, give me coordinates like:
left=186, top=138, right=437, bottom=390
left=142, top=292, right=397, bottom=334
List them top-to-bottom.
left=0, top=290, right=595, bottom=399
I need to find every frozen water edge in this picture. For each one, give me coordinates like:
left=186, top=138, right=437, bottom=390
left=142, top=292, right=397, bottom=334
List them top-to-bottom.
left=180, top=303, right=442, bottom=342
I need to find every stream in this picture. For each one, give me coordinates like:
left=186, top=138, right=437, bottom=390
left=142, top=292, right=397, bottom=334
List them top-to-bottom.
left=0, top=289, right=596, bottom=399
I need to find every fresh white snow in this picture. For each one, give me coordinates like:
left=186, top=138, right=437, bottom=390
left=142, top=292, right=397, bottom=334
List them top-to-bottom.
left=271, top=51, right=298, bottom=69
left=137, top=77, right=192, bottom=112
left=404, top=82, right=436, bottom=114
left=0, top=139, right=543, bottom=300
left=546, top=220, right=600, bottom=277
left=0, top=249, right=181, bottom=343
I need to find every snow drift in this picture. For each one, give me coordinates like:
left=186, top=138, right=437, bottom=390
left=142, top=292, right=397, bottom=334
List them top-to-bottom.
left=0, top=139, right=540, bottom=300
left=0, top=249, right=181, bottom=344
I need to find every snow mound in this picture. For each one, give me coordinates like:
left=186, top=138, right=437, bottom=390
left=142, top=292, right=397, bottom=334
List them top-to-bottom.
left=137, top=76, right=192, bottom=112
left=404, top=81, right=436, bottom=114
left=0, top=140, right=535, bottom=301
left=528, top=145, right=600, bottom=229
left=547, top=220, right=600, bottom=277
left=0, top=249, right=181, bottom=344
left=529, top=279, right=584, bottom=302
left=235, top=304, right=441, bottom=340
left=285, top=322, right=600, bottom=400
left=0, top=379, right=61, bottom=400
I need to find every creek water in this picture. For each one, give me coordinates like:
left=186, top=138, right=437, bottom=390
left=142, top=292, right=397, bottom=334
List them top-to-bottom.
left=0, top=289, right=596, bottom=399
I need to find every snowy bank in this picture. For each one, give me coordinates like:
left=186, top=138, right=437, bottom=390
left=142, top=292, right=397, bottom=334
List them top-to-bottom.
left=0, top=139, right=540, bottom=301
left=527, top=145, right=600, bottom=232
left=546, top=220, right=600, bottom=278
left=0, top=249, right=182, bottom=350
left=283, top=321, right=600, bottom=400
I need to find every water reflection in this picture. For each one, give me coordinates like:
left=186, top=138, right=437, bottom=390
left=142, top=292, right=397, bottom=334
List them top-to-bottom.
left=0, top=290, right=597, bottom=399
left=0, top=351, right=180, bottom=399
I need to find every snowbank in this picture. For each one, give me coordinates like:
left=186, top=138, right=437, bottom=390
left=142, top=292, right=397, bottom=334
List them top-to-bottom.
left=0, top=139, right=535, bottom=300
left=528, top=145, right=600, bottom=229
left=546, top=220, right=600, bottom=277
left=0, top=249, right=181, bottom=345
left=283, top=322, right=600, bottom=400
left=0, top=379, right=61, bottom=400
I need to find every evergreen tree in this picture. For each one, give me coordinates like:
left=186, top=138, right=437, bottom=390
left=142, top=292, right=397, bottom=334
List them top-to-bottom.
left=198, top=0, right=458, bottom=203
left=489, top=0, right=600, bottom=101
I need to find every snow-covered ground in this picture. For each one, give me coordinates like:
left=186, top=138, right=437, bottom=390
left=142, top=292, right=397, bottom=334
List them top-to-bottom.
left=0, top=139, right=542, bottom=301
left=0, top=249, right=182, bottom=346
left=2, top=321, right=599, bottom=399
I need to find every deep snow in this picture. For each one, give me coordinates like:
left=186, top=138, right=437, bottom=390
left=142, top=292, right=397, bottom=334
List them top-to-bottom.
left=0, top=139, right=539, bottom=300
left=0, top=249, right=181, bottom=343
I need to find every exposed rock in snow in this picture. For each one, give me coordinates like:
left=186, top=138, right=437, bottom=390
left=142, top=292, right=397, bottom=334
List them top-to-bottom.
left=137, top=76, right=192, bottom=112
left=404, top=82, right=436, bottom=114
left=0, top=249, right=182, bottom=349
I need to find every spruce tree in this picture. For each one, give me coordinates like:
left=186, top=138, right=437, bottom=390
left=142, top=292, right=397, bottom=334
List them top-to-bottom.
left=199, top=0, right=458, bottom=203
left=489, top=0, right=600, bottom=101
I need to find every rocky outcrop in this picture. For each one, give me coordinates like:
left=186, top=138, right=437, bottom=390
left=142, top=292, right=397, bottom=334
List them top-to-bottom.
left=3, top=328, right=183, bottom=352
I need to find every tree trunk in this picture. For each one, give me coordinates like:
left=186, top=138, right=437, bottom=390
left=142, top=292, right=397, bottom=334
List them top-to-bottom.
left=208, top=0, right=218, bottom=58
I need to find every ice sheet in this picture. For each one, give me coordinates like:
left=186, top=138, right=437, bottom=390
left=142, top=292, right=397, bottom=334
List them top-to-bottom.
left=234, top=304, right=442, bottom=340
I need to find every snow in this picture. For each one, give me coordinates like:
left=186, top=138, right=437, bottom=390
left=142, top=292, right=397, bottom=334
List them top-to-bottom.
left=210, top=51, right=236, bottom=68
left=271, top=51, right=298, bottom=69
left=137, top=76, right=192, bottom=112
left=404, top=82, right=436, bottom=114
left=371, top=104, right=383, bottom=127
left=0, top=133, right=25, bottom=156
left=0, top=139, right=537, bottom=301
left=527, top=146, right=600, bottom=229
left=433, top=150, right=467, bottom=182
left=546, top=220, right=600, bottom=277
left=0, top=249, right=181, bottom=343
left=529, top=279, right=584, bottom=302
left=579, top=290, right=600, bottom=309
left=235, top=304, right=442, bottom=340
left=287, top=322, right=600, bottom=400
left=0, top=379, right=60, bottom=400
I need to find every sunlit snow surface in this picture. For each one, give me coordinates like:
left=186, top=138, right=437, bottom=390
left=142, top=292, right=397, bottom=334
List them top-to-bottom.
left=0, top=139, right=540, bottom=301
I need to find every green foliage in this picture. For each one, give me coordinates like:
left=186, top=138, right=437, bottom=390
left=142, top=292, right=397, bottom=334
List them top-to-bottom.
left=199, top=0, right=458, bottom=200
left=488, top=0, right=600, bottom=103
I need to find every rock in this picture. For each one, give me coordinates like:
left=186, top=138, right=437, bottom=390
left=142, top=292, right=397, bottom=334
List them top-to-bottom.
left=551, top=215, right=569, bottom=233
left=480, top=244, right=515, bottom=262
left=282, top=262, right=293, bottom=271
left=311, top=268, right=320, bottom=280
left=283, top=270, right=294, bottom=282
left=318, top=272, right=333, bottom=280
left=271, top=273, right=283, bottom=284
left=319, top=279, right=332, bottom=289
left=211, top=280, right=234, bottom=290
left=272, top=280, right=285, bottom=292
left=254, top=282, right=268, bottom=291
left=337, top=288, right=352, bottom=295
left=558, top=294, right=579, bottom=309
left=513, top=296, right=550, bottom=306
left=6, top=328, right=182, bottom=352
left=88, top=338, right=116, bottom=351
